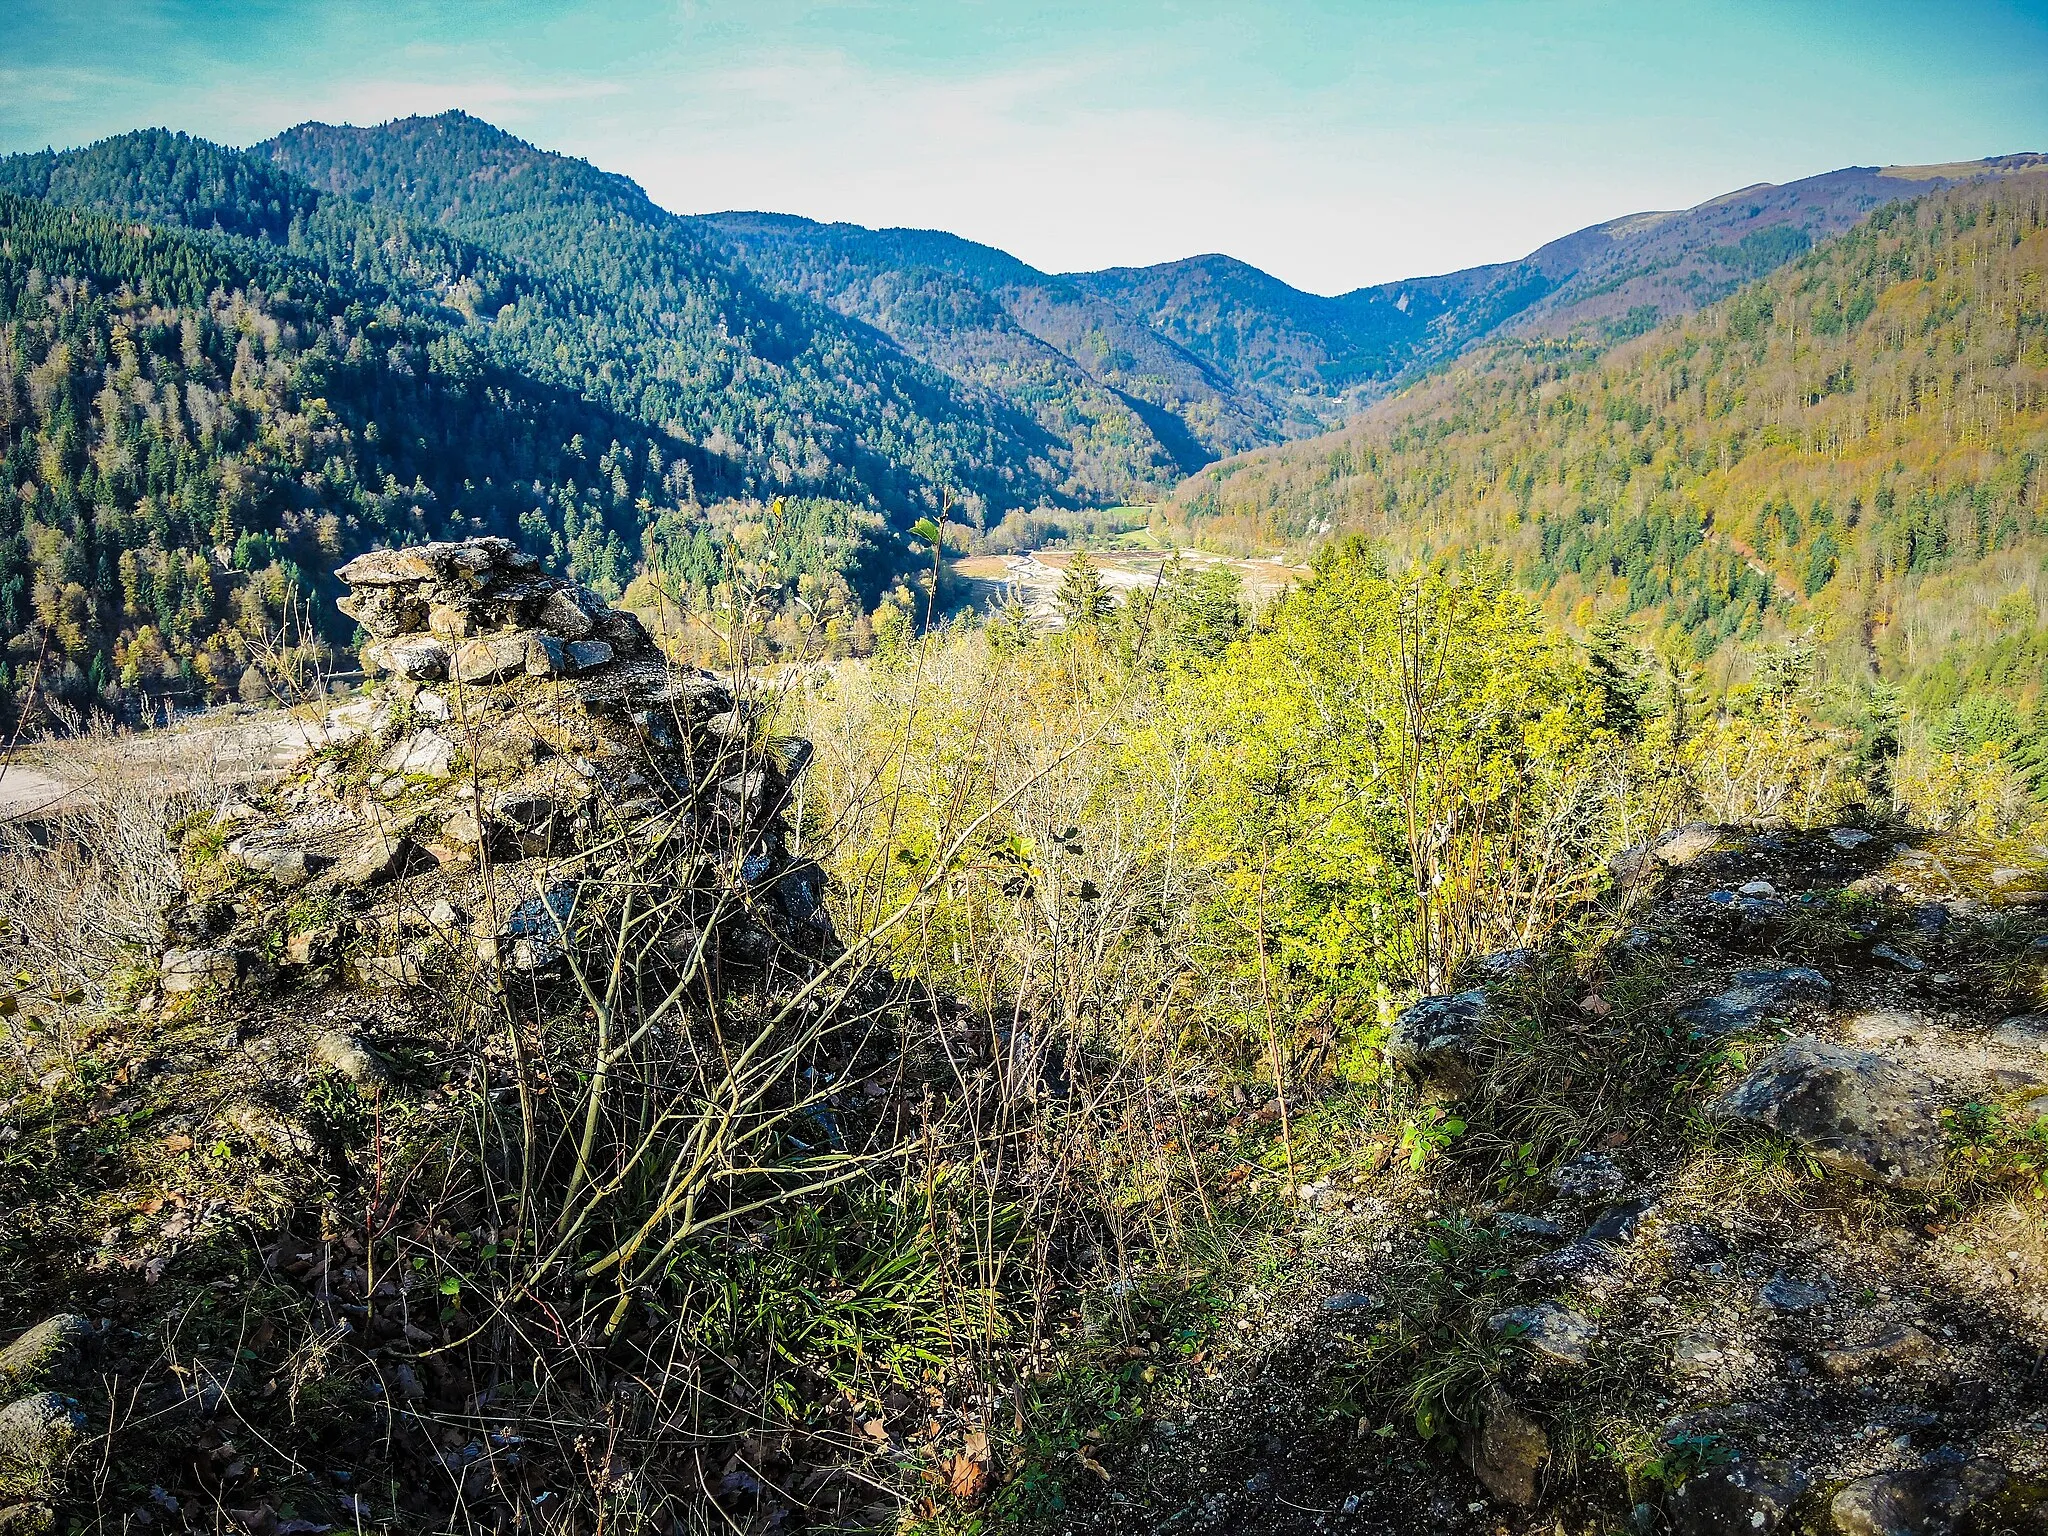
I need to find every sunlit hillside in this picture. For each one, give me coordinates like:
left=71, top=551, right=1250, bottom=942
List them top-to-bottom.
left=1181, top=171, right=2048, bottom=797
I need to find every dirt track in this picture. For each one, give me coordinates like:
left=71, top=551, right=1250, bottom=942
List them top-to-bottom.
left=0, top=705, right=336, bottom=822
left=0, top=765, right=81, bottom=821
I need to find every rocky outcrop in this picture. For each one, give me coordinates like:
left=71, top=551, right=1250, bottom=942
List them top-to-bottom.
left=154, top=536, right=830, bottom=1018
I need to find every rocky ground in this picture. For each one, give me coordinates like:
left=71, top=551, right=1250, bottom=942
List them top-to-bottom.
left=0, top=539, right=845, bottom=1532
left=1029, top=822, right=2048, bottom=1536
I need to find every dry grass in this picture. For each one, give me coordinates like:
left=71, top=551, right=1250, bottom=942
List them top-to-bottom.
left=0, top=715, right=236, bottom=1068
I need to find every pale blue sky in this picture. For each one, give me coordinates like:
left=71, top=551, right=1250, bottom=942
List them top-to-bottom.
left=4, top=0, right=2045, bottom=292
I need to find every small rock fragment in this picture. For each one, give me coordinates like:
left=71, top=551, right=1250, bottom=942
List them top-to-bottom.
left=538, top=587, right=596, bottom=639
left=425, top=602, right=476, bottom=639
left=364, top=633, right=450, bottom=681
left=525, top=633, right=569, bottom=676
left=452, top=634, right=533, bottom=684
left=379, top=729, right=457, bottom=779
left=715, top=769, right=771, bottom=825
left=333, top=822, right=419, bottom=889
left=1654, top=825, right=1722, bottom=867
left=227, top=840, right=326, bottom=887
left=159, top=947, right=240, bottom=995
left=1469, top=947, right=1536, bottom=979
left=349, top=952, right=425, bottom=990
left=1676, top=967, right=1831, bottom=1036
left=1992, top=1017, right=2048, bottom=1054
left=310, top=1029, right=388, bottom=1085
left=222, top=1102, right=318, bottom=1158
left=1549, top=1151, right=1626, bottom=1199
left=1583, top=1199, right=1653, bottom=1246
left=1495, top=1213, right=1567, bottom=1240
left=1517, top=1239, right=1624, bottom=1291
left=1759, top=1274, right=1830, bottom=1312
left=1489, top=1302, right=1596, bottom=1365
left=0, top=1319, right=90, bottom=1393
left=1813, top=1326, right=1934, bottom=1378
left=0, top=1393, right=84, bottom=1487
left=1460, top=1402, right=1548, bottom=1507
left=1666, top=1455, right=1806, bottom=1535
left=1829, top=1458, right=2006, bottom=1536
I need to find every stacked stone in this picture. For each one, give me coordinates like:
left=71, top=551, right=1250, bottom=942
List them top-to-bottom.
left=338, top=536, right=656, bottom=685
left=154, top=537, right=829, bottom=1006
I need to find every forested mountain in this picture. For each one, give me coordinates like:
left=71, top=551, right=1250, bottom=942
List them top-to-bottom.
left=251, top=115, right=1063, bottom=521
left=5, top=120, right=1067, bottom=521
left=0, top=133, right=932, bottom=724
left=702, top=154, right=2043, bottom=481
left=1079, top=157, right=2048, bottom=406
left=1177, top=170, right=2048, bottom=800
left=0, top=192, right=876, bottom=717
left=702, top=213, right=1276, bottom=497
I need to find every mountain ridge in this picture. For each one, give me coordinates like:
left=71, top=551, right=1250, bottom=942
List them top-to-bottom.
left=9, top=110, right=2035, bottom=507
left=700, top=147, right=2045, bottom=477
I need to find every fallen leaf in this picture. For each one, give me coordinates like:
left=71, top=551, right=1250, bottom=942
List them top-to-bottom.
left=862, top=1418, right=889, bottom=1441
left=1076, top=1448, right=1111, bottom=1483
left=945, top=1452, right=987, bottom=1501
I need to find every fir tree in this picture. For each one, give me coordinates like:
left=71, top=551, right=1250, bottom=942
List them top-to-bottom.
left=1056, top=546, right=1112, bottom=630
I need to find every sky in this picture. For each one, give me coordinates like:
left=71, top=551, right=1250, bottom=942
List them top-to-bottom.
left=3, top=0, right=2046, bottom=294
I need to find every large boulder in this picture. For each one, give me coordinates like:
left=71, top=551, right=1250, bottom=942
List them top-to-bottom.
left=1385, top=989, right=1490, bottom=1098
left=1717, top=1037, right=1946, bottom=1188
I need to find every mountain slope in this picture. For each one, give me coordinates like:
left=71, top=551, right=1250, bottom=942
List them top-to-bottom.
left=251, top=113, right=1068, bottom=524
left=5, top=120, right=1072, bottom=527
left=1082, top=155, right=2048, bottom=406
left=1175, top=168, right=2048, bottom=802
left=0, top=190, right=784, bottom=720
left=700, top=212, right=1281, bottom=493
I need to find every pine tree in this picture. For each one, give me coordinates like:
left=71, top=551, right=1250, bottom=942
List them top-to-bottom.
left=1056, top=546, right=1112, bottom=630
left=1586, top=610, right=1650, bottom=736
